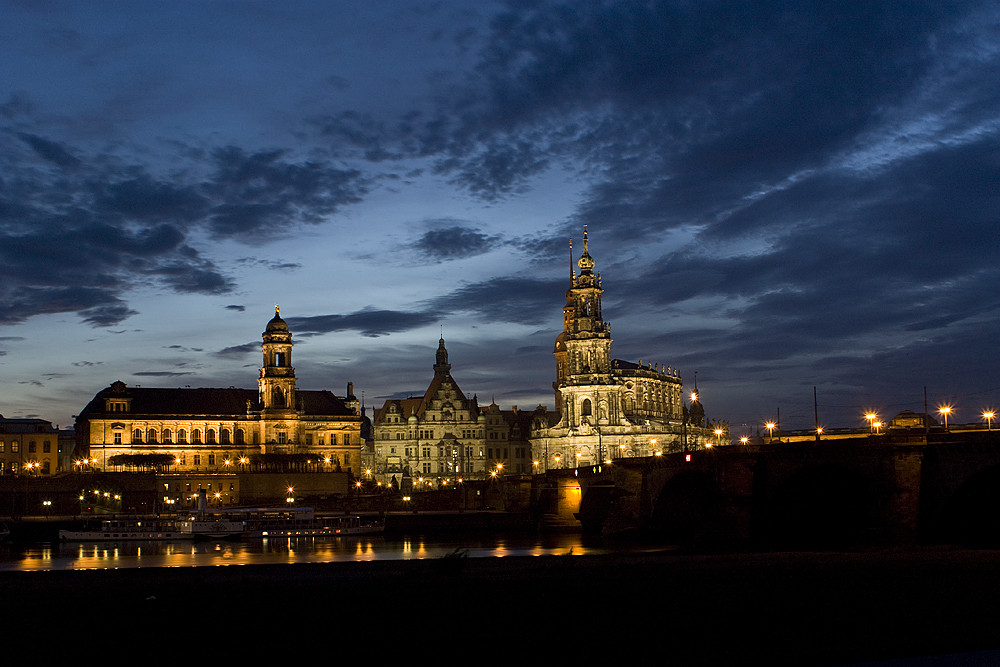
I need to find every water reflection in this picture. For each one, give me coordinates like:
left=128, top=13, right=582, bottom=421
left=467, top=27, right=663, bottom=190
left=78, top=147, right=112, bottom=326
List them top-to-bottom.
left=0, top=532, right=610, bottom=572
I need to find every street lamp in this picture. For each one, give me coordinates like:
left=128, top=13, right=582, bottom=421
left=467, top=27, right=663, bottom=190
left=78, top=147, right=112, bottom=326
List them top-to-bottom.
left=939, top=406, right=952, bottom=430
left=983, top=410, right=995, bottom=430
left=865, top=412, right=878, bottom=433
left=765, top=421, right=776, bottom=443
left=714, top=428, right=723, bottom=446
left=740, top=436, right=749, bottom=445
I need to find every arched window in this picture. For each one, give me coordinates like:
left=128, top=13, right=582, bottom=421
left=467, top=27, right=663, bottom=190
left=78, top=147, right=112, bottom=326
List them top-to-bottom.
left=272, top=387, right=286, bottom=408
left=581, top=399, right=593, bottom=417
left=132, top=428, right=142, bottom=443
left=147, top=428, right=157, bottom=443
left=220, top=428, right=230, bottom=444
left=162, top=429, right=172, bottom=443
left=178, top=429, right=187, bottom=443
left=192, top=429, right=202, bottom=444
left=207, top=429, right=216, bottom=444
left=234, top=429, right=244, bottom=444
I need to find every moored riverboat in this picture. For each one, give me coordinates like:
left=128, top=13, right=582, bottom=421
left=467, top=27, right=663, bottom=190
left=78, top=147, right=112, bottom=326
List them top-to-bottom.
left=222, top=507, right=384, bottom=539
left=176, top=515, right=245, bottom=539
left=58, top=517, right=191, bottom=542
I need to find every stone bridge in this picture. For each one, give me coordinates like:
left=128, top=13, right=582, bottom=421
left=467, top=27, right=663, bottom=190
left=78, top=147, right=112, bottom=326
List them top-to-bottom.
left=530, top=430, right=1000, bottom=547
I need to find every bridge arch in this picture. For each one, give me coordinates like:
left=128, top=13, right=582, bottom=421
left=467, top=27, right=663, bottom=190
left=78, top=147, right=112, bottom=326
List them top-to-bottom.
left=760, top=463, right=878, bottom=548
left=928, top=463, right=1000, bottom=546
left=649, top=470, right=724, bottom=545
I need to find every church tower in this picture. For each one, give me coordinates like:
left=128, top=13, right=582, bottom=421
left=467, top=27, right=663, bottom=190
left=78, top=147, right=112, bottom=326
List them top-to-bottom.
left=553, top=228, right=614, bottom=427
left=259, top=305, right=297, bottom=415
left=434, top=336, right=452, bottom=376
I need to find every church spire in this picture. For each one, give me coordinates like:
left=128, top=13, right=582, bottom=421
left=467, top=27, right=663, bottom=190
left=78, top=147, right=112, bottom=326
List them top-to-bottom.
left=569, top=237, right=575, bottom=286
left=434, top=336, right=451, bottom=375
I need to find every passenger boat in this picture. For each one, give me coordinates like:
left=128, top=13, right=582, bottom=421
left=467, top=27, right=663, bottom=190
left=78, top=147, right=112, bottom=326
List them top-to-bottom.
left=221, top=507, right=385, bottom=539
left=58, top=508, right=383, bottom=542
left=176, top=515, right=245, bottom=539
left=58, top=517, right=191, bottom=542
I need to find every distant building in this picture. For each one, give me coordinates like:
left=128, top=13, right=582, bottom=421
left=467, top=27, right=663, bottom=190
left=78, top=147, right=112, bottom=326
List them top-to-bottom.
left=531, top=230, right=716, bottom=470
left=77, top=308, right=363, bottom=474
left=372, top=338, right=550, bottom=489
left=889, top=410, right=934, bottom=430
left=0, top=416, right=60, bottom=475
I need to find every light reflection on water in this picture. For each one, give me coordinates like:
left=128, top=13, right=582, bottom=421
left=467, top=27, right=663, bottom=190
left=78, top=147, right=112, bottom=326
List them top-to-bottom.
left=0, top=533, right=614, bottom=572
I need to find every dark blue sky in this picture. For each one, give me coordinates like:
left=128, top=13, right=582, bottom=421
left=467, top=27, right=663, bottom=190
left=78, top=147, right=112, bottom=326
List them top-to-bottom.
left=2, top=1, right=998, bottom=432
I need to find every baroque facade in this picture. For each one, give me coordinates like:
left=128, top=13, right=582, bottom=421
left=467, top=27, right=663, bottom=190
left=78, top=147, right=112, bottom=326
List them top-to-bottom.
left=531, top=230, right=715, bottom=470
left=77, top=308, right=363, bottom=473
left=372, top=338, right=546, bottom=489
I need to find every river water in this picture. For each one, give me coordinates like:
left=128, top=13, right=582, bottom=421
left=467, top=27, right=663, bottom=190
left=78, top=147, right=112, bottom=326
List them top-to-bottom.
left=0, top=531, right=661, bottom=572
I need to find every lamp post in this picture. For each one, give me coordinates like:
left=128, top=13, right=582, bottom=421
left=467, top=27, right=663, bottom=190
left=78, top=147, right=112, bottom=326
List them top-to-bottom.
left=939, top=406, right=952, bottom=430
left=983, top=411, right=995, bottom=431
left=865, top=412, right=878, bottom=433
left=765, top=422, right=776, bottom=443
left=714, top=428, right=723, bottom=447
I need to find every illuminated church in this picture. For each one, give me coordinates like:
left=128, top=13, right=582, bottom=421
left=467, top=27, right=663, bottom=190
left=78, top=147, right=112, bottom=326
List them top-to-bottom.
left=530, top=230, right=716, bottom=470
left=77, top=308, right=363, bottom=473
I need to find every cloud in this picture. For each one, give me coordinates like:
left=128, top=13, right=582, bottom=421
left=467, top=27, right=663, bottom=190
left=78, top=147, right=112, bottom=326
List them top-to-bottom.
left=18, top=132, right=81, bottom=168
left=0, top=133, right=370, bottom=326
left=204, top=146, right=369, bottom=239
left=412, top=223, right=502, bottom=261
left=428, top=276, right=566, bottom=325
left=225, top=305, right=246, bottom=312
left=288, top=308, right=439, bottom=338
left=214, top=342, right=260, bottom=358
left=133, top=371, right=195, bottom=377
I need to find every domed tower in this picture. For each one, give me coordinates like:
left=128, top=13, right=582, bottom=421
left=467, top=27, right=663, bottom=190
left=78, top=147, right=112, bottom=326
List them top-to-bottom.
left=259, top=305, right=297, bottom=414
left=434, top=336, right=451, bottom=377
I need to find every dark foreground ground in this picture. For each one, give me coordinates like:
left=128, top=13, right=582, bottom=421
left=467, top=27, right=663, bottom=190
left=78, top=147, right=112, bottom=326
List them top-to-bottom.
left=5, top=547, right=1000, bottom=664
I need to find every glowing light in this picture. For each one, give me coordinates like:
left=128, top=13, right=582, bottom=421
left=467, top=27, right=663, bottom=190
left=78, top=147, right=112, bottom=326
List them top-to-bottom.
left=938, top=406, right=952, bottom=429
left=984, top=411, right=996, bottom=430
left=864, top=412, right=878, bottom=432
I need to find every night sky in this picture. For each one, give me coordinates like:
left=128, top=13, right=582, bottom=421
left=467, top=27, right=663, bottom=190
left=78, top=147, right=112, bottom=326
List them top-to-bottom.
left=2, top=1, right=998, bottom=434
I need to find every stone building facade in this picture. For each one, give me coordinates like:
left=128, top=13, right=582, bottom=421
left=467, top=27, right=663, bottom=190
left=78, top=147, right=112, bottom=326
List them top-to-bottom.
left=531, top=230, right=715, bottom=470
left=77, top=308, right=363, bottom=473
left=372, top=338, right=546, bottom=489
left=0, top=416, right=60, bottom=475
